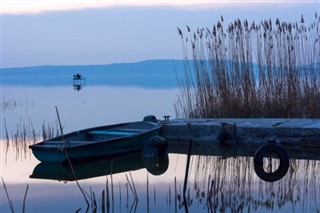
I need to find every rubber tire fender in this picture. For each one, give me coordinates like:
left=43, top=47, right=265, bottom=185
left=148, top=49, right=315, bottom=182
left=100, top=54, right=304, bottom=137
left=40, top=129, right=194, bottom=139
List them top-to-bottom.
left=253, top=144, right=289, bottom=182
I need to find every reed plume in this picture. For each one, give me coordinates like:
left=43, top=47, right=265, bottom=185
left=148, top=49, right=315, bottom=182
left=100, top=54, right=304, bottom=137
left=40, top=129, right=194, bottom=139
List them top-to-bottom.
left=175, top=14, right=320, bottom=118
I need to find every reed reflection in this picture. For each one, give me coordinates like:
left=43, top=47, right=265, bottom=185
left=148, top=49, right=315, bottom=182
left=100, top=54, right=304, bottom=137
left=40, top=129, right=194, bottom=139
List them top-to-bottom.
left=169, top=141, right=320, bottom=213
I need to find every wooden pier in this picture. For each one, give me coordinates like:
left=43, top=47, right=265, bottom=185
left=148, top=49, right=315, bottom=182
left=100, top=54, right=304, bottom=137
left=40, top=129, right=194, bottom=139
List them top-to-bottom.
left=161, top=118, right=320, bottom=160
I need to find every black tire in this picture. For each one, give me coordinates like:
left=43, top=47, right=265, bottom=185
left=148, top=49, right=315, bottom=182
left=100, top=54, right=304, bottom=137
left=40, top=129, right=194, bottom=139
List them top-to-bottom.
left=142, top=136, right=168, bottom=158
left=254, top=144, right=289, bottom=182
left=144, top=156, right=169, bottom=176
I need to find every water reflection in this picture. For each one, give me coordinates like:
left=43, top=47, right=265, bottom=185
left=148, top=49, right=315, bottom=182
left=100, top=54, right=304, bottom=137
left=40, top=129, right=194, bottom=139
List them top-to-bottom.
left=73, top=84, right=84, bottom=91
left=1, top=122, right=320, bottom=213
left=23, top=139, right=320, bottom=213
left=30, top=152, right=169, bottom=181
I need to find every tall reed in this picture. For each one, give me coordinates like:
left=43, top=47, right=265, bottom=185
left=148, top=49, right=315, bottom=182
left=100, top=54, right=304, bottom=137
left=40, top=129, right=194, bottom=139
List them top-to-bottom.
left=175, top=14, right=320, bottom=118
left=2, top=118, right=60, bottom=162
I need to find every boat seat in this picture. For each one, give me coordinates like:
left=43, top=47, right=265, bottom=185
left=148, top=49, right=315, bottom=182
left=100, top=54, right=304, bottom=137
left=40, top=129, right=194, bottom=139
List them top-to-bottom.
left=116, top=128, right=147, bottom=132
left=88, top=130, right=136, bottom=136
left=43, top=141, right=67, bottom=146
left=44, top=141, right=92, bottom=145
left=67, top=141, right=96, bottom=145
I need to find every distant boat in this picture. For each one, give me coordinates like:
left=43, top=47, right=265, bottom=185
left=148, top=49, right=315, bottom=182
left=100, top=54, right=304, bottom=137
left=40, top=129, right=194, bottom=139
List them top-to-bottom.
left=73, top=73, right=85, bottom=91
left=73, top=73, right=85, bottom=81
left=29, top=115, right=162, bottom=163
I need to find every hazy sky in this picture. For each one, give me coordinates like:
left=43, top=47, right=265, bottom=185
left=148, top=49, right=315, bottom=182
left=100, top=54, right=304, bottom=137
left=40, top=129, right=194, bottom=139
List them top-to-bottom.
left=1, top=0, right=319, bottom=68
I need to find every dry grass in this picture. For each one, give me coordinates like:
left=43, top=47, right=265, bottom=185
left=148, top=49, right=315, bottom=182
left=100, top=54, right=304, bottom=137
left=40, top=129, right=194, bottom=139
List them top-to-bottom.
left=175, top=14, right=320, bottom=118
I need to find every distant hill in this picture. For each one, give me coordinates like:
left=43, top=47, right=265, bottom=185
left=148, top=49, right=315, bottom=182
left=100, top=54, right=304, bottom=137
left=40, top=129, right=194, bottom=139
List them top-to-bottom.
left=2, top=59, right=186, bottom=88
left=3, top=59, right=316, bottom=89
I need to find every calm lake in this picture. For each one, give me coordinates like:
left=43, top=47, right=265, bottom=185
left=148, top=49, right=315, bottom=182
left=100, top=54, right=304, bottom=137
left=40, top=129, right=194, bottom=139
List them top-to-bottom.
left=1, top=67, right=320, bottom=212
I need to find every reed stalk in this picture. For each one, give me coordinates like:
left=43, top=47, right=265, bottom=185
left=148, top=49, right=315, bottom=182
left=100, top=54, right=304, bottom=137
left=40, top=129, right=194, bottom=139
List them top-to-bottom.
left=176, top=14, right=320, bottom=118
left=55, top=105, right=64, bottom=140
left=64, top=149, right=91, bottom=207
left=110, top=161, right=114, bottom=213
left=129, top=172, right=138, bottom=200
left=125, top=173, right=136, bottom=200
left=147, top=173, right=150, bottom=213
left=174, top=176, right=177, bottom=213
left=1, top=177, right=14, bottom=213
left=106, top=177, right=110, bottom=213
left=126, top=181, right=129, bottom=210
left=118, top=182, right=121, bottom=213
left=22, top=184, right=29, bottom=213
left=168, top=184, right=171, bottom=207
left=153, top=186, right=156, bottom=206
left=90, top=188, right=97, bottom=213
left=101, top=190, right=105, bottom=213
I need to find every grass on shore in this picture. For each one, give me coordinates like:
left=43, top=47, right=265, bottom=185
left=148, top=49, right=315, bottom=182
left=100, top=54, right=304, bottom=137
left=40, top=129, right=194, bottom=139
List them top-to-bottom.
left=175, top=14, right=320, bottom=118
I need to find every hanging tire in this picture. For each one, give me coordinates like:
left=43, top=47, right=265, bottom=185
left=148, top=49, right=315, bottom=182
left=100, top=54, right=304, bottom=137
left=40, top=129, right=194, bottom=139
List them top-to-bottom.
left=142, top=136, right=168, bottom=158
left=142, top=136, right=169, bottom=176
left=253, top=144, right=289, bottom=182
left=143, top=155, right=169, bottom=176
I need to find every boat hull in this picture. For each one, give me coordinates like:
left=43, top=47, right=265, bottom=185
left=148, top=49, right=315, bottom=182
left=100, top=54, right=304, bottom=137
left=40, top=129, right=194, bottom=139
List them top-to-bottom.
left=30, top=120, right=162, bottom=163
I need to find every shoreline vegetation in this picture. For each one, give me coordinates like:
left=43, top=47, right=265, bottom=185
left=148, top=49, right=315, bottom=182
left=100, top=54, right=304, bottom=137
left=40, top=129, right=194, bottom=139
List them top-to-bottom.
left=175, top=14, right=320, bottom=119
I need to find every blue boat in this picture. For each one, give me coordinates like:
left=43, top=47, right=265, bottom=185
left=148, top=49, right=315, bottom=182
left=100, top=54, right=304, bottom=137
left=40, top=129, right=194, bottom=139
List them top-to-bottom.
left=29, top=115, right=162, bottom=163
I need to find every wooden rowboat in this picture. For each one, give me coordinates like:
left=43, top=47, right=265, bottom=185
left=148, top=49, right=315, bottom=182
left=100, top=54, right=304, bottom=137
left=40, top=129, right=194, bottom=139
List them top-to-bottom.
left=29, top=115, right=162, bottom=163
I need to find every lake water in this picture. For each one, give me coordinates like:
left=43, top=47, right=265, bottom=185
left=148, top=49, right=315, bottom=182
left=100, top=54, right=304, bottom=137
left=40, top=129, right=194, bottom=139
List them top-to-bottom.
left=1, top=83, right=320, bottom=212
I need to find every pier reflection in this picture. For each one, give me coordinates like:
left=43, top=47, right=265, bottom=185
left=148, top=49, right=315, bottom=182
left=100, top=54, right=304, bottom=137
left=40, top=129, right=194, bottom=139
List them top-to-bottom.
left=168, top=140, right=320, bottom=213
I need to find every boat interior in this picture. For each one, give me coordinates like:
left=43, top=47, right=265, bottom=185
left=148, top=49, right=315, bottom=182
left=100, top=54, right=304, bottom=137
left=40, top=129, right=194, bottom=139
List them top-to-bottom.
left=42, top=121, right=158, bottom=146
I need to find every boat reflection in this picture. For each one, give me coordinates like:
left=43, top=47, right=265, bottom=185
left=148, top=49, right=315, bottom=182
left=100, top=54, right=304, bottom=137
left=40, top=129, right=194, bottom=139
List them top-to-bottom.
left=30, top=151, right=169, bottom=181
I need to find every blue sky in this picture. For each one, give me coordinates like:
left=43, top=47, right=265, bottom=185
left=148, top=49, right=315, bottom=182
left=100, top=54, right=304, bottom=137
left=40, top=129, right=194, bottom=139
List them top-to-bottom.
left=1, top=1, right=319, bottom=68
